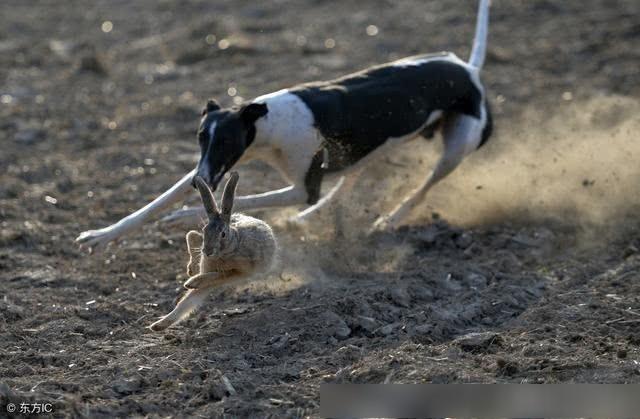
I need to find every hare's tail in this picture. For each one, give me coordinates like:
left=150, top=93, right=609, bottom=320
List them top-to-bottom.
left=149, top=287, right=211, bottom=331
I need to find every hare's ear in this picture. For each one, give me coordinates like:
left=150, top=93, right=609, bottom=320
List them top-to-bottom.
left=221, top=172, right=239, bottom=223
left=194, top=176, right=219, bottom=219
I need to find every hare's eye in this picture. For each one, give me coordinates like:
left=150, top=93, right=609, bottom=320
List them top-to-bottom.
left=221, top=231, right=226, bottom=238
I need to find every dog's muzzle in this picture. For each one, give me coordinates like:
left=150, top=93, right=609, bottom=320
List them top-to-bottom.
left=192, top=171, right=223, bottom=191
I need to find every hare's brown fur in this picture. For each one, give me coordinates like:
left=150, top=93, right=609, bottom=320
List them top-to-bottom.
left=150, top=173, right=277, bottom=331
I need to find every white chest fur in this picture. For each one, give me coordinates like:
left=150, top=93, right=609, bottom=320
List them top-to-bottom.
left=252, top=90, right=320, bottom=155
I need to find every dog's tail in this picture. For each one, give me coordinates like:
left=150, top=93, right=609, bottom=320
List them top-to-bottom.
left=468, top=0, right=490, bottom=69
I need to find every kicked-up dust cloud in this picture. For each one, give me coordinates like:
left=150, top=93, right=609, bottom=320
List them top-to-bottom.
left=367, top=94, right=640, bottom=232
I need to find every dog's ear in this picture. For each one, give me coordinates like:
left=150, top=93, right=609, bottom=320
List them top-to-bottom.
left=202, top=99, right=221, bottom=116
left=239, top=102, right=268, bottom=125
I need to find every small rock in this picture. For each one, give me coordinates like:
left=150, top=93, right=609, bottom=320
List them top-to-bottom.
left=175, top=48, right=209, bottom=65
left=77, top=53, right=107, bottom=75
left=14, top=129, right=45, bottom=144
left=412, top=225, right=441, bottom=243
left=534, top=227, right=555, bottom=241
left=455, top=232, right=473, bottom=249
left=511, top=233, right=539, bottom=247
left=463, top=245, right=478, bottom=258
left=622, top=245, right=638, bottom=259
left=465, top=272, right=487, bottom=288
left=409, top=285, right=434, bottom=302
left=389, top=288, right=410, bottom=308
left=0, top=299, right=24, bottom=320
left=223, top=307, right=249, bottom=316
left=324, top=311, right=351, bottom=340
left=408, top=311, right=427, bottom=323
left=355, top=315, right=378, bottom=334
left=377, top=323, right=395, bottom=336
left=413, top=324, right=431, bottom=335
left=335, top=326, right=351, bottom=340
left=454, top=332, right=503, bottom=353
left=267, top=334, right=290, bottom=351
left=336, top=344, right=362, bottom=361
left=232, top=355, right=250, bottom=370
left=496, top=358, right=518, bottom=376
left=155, top=368, right=180, bottom=381
left=220, top=375, right=237, bottom=396
left=111, top=378, right=141, bottom=395
left=206, top=380, right=228, bottom=401
left=0, top=382, right=16, bottom=399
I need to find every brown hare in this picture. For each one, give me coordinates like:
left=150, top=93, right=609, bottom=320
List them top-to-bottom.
left=150, top=172, right=277, bottom=331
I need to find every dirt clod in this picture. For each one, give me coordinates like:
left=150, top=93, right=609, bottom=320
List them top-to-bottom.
left=455, top=332, right=503, bottom=353
left=111, top=378, right=143, bottom=396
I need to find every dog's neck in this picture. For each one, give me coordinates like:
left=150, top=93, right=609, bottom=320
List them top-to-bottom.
left=245, top=89, right=321, bottom=166
left=240, top=90, right=290, bottom=164
left=237, top=119, right=272, bottom=165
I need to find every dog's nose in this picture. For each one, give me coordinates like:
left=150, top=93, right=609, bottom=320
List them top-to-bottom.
left=193, top=172, right=211, bottom=188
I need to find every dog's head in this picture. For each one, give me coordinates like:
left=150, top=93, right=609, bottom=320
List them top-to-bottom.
left=194, top=98, right=268, bottom=190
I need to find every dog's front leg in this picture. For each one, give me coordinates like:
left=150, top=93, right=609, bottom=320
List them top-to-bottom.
left=76, top=169, right=196, bottom=253
left=161, top=184, right=308, bottom=227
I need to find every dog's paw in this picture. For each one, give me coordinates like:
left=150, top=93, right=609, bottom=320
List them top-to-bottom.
left=371, top=201, right=415, bottom=233
left=284, top=214, right=310, bottom=231
left=370, top=215, right=391, bottom=233
left=75, top=227, right=119, bottom=254
left=149, top=317, right=170, bottom=332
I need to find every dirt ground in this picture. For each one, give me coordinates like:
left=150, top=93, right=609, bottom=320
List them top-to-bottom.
left=1, top=0, right=640, bottom=417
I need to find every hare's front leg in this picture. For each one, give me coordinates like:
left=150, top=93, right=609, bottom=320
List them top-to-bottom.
left=185, top=230, right=202, bottom=276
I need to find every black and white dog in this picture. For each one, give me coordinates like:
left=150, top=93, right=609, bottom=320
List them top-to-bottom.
left=77, top=0, right=492, bottom=252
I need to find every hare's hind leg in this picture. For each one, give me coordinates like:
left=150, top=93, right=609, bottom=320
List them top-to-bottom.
left=185, top=230, right=202, bottom=276
left=184, top=272, right=227, bottom=289
left=149, top=287, right=211, bottom=331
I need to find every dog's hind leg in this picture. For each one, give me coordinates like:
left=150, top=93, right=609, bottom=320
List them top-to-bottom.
left=373, top=113, right=484, bottom=229
left=161, top=206, right=207, bottom=228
